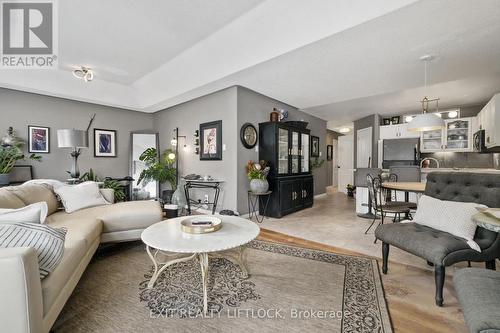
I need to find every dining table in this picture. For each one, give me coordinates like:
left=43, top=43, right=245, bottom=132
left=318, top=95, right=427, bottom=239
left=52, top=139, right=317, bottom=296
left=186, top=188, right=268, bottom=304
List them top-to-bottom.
left=382, top=181, right=426, bottom=218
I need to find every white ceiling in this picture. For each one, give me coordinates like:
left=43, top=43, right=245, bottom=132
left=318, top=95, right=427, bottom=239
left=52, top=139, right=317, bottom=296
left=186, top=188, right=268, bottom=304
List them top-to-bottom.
left=2, top=0, right=500, bottom=125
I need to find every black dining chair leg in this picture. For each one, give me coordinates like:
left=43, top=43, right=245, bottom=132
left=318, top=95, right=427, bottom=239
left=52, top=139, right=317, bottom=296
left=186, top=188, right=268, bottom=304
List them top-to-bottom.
left=365, top=214, right=377, bottom=234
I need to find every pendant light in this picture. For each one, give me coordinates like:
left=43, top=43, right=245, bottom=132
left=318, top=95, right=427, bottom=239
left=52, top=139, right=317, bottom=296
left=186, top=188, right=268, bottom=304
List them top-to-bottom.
left=407, top=55, right=445, bottom=132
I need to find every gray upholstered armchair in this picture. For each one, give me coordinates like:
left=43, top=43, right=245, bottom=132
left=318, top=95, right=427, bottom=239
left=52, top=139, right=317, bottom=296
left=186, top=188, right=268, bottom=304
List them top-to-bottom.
left=375, top=172, right=500, bottom=306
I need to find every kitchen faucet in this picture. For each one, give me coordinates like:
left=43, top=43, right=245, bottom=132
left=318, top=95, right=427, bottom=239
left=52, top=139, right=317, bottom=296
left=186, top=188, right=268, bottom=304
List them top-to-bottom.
left=420, top=157, right=440, bottom=169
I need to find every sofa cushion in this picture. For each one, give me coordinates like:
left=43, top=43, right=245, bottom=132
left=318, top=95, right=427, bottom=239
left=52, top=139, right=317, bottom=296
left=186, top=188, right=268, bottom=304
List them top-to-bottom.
left=54, top=182, right=109, bottom=214
left=7, top=184, right=59, bottom=215
left=0, top=188, right=26, bottom=209
left=412, top=195, right=486, bottom=251
left=45, top=200, right=162, bottom=234
left=0, top=202, right=48, bottom=224
left=41, top=217, right=101, bottom=315
left=0, top=222, right=66, bottom=279
left=375, top=222, right=478, bottom=264
left=453, top=268, right=500, bottom=333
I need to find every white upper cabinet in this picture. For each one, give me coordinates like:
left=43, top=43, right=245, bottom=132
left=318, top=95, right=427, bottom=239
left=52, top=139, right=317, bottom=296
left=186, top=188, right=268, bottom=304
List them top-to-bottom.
left=478, top=93, right=500, bottom=148
left=420, top=117, right=476, bottom=152
left=379, top=123, right=419, bottom=140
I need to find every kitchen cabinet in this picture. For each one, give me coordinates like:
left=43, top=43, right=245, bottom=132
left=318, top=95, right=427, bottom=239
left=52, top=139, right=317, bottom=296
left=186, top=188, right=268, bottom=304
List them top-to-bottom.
left=477, top=93, right=500, bottom=148
left=420, top=117, right=475, bottom=152
left=259, top=122, right=314, bottom=218
left=379, top=123, right=419, bottom=140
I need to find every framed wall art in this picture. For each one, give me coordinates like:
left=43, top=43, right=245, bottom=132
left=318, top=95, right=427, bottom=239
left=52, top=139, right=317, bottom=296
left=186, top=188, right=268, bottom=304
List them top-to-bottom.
left=200, top=120, right=222, bottom=160
left=28, top=125, right=50, bottom=153
left=94, top=129, right=117, bottom=157
left=311, top=136, right=320, bottom=157
left=327, top=145, right=333, bottom=161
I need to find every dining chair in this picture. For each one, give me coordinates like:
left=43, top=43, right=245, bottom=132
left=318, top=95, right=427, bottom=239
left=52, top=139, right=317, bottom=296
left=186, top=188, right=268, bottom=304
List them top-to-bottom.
left=365, top=174, right=411, bottom=243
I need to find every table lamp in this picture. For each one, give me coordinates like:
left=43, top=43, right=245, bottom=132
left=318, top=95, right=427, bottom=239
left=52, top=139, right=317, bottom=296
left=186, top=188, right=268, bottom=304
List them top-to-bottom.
left=57, top=129, right=88, bottom=178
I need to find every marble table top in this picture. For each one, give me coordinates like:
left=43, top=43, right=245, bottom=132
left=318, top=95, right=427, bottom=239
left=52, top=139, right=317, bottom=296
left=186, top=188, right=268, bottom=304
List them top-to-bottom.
left=473, top=212, right=500, bottom=233
left=141, top=216, right=260, bottom=253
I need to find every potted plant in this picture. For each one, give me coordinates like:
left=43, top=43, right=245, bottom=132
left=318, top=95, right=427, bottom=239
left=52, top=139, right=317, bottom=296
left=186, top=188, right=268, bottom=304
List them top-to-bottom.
left=0, top=127, right=41, bottom=185
left=137, top=148, right=177, bottom=203
left=246, top=160, right=270, bottom=194
left=78, top=169, right=126, bottom=202
left=346, top=184, right=356, bottom=198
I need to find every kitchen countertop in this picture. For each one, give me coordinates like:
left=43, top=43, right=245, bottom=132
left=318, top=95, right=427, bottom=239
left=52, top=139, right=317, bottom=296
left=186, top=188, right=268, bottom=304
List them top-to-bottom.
left=419, top=168, right=500, bottom=174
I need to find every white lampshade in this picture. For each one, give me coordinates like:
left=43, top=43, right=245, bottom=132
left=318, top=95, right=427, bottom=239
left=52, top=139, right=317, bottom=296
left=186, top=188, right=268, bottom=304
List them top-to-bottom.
left=407, top=113, right=445, bottom=132
left=57, top=129, right=88, bottom=148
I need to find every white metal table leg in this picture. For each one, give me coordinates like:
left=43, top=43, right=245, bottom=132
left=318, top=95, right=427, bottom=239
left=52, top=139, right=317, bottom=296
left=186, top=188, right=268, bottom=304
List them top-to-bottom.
left=146, top=246, right=196, bottom=289
left=198, top=252, right=209, bottom=316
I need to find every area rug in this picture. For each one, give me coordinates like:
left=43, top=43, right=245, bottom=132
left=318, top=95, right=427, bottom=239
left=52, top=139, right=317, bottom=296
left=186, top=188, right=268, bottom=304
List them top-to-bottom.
left=53, top=240, right=392, bottom=333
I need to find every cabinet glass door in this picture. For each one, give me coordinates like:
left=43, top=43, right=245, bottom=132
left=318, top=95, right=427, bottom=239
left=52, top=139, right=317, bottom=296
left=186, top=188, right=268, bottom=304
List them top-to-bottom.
left=445, top=119, right=469, bottom=150
left=278, top=128, right=289, bottom=174
left=421, top=129, right=443, bottom=151
left=291, top=131, right=300, bottom=174
left=301, top=133, right=310, bottom=173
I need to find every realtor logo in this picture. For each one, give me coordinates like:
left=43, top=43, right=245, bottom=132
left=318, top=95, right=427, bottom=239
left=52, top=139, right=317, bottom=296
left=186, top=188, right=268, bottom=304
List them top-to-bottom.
left=1, top=0, right=58, bottom=68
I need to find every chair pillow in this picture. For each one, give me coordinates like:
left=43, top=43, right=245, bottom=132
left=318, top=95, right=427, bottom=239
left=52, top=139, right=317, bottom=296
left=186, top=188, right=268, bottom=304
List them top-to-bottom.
left=54, top=181, right=110, bottom=213
left=413, top=195, right=487, bottom=251
left=0, top=202, right=48, bottom=224
left=0, top=222, right=66, bottom=279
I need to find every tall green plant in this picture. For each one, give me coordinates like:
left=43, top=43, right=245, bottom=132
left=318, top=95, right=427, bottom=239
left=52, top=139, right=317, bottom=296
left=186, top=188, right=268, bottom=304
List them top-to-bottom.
left=0, top=135, right=41, bottom=174
left=137, top=148, right=177, bottom=191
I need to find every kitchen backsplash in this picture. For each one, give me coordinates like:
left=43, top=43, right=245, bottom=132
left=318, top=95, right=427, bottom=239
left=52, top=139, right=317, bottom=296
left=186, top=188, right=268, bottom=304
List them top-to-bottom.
left=421, top=152, right=495, bottom=169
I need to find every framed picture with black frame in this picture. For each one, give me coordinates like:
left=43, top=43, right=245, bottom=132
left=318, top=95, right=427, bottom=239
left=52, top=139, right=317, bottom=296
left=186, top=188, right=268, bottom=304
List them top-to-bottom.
left=390, top=116, right=400, bottom=125
left=200, top=120, right=222, bottom=160
left=28, top=125, right=50, bottom=153
left=94, top=129, right=117, bottom=157
left=311, top=136, right=320, bottom=157
left=327, top=145, right=333, bottom=161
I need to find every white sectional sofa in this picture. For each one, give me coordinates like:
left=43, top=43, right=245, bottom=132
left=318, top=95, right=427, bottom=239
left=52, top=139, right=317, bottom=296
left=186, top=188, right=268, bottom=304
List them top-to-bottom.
left=0, top=183, right=162, bottom=333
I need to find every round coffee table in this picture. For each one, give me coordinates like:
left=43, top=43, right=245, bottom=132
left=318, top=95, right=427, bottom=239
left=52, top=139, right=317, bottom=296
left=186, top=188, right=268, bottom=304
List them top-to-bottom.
left=141, top=215, right=260, bottom=315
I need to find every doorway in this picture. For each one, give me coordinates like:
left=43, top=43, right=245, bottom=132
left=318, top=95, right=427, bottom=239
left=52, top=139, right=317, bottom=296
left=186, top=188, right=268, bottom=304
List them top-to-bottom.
left=356, top=127, right=373, bottom=168
left=338, top=135, right=354, bottom=194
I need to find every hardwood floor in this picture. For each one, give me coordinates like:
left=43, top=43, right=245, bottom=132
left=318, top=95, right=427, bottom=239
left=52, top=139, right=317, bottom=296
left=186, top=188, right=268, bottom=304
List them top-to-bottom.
left=257, top=223, right=468, bottom=333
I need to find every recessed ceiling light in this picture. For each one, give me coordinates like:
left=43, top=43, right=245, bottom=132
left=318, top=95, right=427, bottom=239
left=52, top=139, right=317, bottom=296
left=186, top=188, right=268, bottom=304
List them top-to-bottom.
left=73, top=67, right=94, bottom=82
left=448, top=111, right=458, bottom=118
left=339, top=127, right=351, bottom=133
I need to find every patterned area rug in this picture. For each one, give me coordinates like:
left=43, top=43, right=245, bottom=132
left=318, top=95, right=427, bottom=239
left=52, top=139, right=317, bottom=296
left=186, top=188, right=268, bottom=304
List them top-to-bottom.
left=54, top=240, right=392, bottom=333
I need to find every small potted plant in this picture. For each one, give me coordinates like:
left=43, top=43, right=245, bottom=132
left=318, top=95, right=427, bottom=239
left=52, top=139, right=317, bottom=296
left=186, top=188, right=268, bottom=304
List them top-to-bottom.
left=0, top=127, right=41, bottom=185
left=246, top=160, right=270, bottom=194
left=346, top=184, right=356, bottom=198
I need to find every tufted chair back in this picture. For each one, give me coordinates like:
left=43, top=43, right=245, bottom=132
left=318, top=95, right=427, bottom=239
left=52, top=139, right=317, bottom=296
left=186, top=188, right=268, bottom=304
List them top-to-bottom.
left=425, top=172, right=500, bottom=243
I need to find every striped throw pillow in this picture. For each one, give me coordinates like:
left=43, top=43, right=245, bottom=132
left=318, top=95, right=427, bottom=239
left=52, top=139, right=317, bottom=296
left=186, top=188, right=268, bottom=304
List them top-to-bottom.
left=0, top=222, right=66, bottom=279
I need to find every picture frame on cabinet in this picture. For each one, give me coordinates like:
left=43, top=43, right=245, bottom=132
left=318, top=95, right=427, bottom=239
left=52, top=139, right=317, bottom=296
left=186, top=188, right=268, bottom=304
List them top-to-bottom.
left=390, top=116, right=400, bottom=125
left=382, top=118, right=391, bottom=125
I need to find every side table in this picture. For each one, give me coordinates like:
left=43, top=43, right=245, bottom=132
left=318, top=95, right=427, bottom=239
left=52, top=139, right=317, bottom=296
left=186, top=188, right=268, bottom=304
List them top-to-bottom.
left=247, top=190, right=272, bottom=223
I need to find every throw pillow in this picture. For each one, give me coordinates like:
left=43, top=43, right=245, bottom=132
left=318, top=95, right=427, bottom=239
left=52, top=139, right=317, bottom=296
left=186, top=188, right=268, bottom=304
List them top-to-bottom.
left=54, top=181, right=110, bottom=213
left=413, top=195, right=487, bottom=252
left=0, top=202, right=48, bottom=224
left=0, top=222, right=66, bottom=278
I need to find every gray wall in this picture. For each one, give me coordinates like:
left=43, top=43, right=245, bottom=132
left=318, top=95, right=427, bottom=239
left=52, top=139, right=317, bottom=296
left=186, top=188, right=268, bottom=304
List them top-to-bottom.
left=236, top=86, right=328, bottom=214
left=153, top=87, right=238, bottom=211
left=0, top=88, right=154, bottom=180
left=353, top=114, right=380, bottom=168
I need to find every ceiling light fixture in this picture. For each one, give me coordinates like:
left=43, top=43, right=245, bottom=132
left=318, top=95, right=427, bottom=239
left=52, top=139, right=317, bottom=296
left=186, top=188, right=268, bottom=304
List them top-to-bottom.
left=408, top=55, right=445, bottom=132
left=73, top=67, right=94, bottom=82
left=448, top=110, right=458, bottom=118
left=339, top=127, right=351, bottom=133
